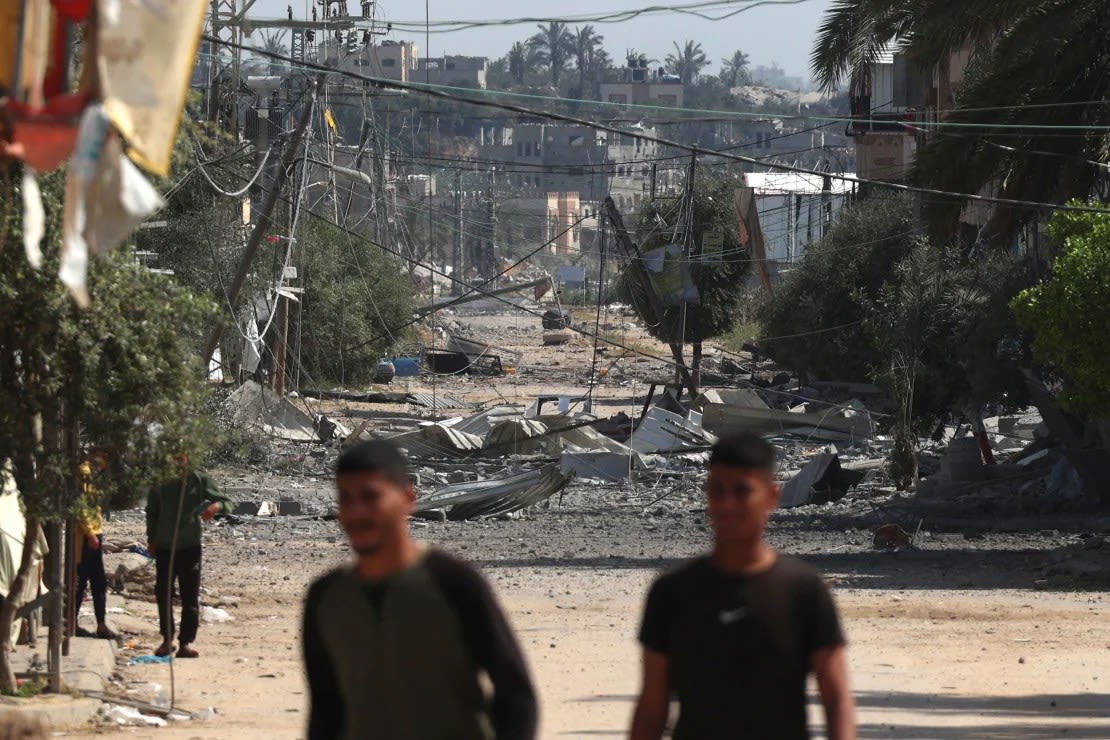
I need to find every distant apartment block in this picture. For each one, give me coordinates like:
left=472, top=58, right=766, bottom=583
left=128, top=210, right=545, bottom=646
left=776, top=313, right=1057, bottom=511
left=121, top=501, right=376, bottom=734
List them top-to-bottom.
left=317, top=39, right=487, bottom=89
left=415, top=55, right=488, bottom=89
left=600, top=60, right=684, bottom=107
left=479, top=122, right=678, bottom=210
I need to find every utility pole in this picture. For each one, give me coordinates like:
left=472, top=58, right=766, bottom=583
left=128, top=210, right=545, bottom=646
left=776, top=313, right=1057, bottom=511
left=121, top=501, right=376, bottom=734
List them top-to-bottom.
left=202, top=75, right=322, bottom=366
left=677, top=151, right=697, bottom=392
left=485, top=167, right=497, bottom=278
left=452, top=170, right=463, bottom=294
left=821, top=170, right=833, bottom=239
left=603, top=197, right=698, bottom=398
left=585, top=212, right=607, bottom=414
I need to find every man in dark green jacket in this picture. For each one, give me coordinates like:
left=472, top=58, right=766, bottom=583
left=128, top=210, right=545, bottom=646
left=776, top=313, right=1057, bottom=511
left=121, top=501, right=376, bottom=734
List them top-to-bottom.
left=146, top=460, right=231, bottom=658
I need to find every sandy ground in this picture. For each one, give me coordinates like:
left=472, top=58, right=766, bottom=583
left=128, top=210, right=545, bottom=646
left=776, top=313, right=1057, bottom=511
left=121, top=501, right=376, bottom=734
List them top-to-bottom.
left=65, top=308, right=1110, bottom=738
left=74, top=513, right=1110, bottom=740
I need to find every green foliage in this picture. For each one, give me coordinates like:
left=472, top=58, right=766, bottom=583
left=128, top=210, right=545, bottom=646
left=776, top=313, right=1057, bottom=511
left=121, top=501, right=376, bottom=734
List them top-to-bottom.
left=811, top=0, right=1110, bottom=246
left=528, top=22, right=576, bottom=87
left=665, top=40, right=710, bottom=86
left=719, top=50, right=752, bottom=87
left=137, top=108, right=251, bottom=298
left=0, top=167, right=218, bottom=520
left=615, top=169, right=752, bottom=344
left=760, top=194, right=1029, bottom=427
left=758, top=195, right=917, bottom=381
left=1013, top=206, right=1110, bottom=416
left=292, top=219, right=416, bottom=387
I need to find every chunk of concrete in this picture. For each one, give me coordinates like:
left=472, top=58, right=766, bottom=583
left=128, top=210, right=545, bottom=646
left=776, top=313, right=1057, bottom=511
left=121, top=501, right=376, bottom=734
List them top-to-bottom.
left=277, top=500, right=303, bottom=516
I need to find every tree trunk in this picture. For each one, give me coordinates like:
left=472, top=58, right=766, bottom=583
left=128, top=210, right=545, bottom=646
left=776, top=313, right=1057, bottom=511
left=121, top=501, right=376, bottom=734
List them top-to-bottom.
left=890, top=427, right=918, bottom=491
left=0, top=514, right=41, bottom=694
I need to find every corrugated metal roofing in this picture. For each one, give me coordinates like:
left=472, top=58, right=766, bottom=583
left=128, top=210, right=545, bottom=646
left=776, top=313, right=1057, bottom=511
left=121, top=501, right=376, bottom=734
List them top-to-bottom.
left=406, top=392, right=470, bottom=409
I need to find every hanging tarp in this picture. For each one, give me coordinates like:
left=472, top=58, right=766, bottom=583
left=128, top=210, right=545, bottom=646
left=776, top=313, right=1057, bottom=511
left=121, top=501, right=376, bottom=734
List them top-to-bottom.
left=97, top=0, right=209, bottom=176
left=735, top=187, right=772, bottom=294
left=641, top=243, right=699, bottom=306
left=0, top=463, right=48, bottom=644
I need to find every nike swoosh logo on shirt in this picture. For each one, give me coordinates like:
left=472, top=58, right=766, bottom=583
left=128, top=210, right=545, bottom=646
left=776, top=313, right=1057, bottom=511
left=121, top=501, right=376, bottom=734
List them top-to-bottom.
left=719, top=608, right=748, bottom=625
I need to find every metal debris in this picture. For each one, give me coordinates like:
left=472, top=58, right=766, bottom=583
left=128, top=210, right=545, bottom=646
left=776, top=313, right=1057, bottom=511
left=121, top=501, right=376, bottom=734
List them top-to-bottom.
left=413, top=464, right=573, bottom=520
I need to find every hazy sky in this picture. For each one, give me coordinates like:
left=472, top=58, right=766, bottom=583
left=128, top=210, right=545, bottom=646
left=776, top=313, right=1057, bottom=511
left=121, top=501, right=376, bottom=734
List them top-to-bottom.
left=252, top=0, right=834, bottom=81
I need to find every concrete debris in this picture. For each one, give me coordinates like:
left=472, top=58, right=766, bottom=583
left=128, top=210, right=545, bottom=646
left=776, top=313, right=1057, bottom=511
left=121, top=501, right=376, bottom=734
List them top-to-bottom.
left=543, top=331, right=572, bottom=346
left=226, top=381, right=319, bottom=442
left=940, top=437, right=985, bottom=483
left=560, top=451, right=640, bottom=481
left=780, top=452, right=866, bottom=508
left=1046, top=458, right=1085, bottom=503
left=413, top=464, right=572, bottom=520
left=872, top=524, right=913, bottom=549
left=109, top=552, right=154, bottom=596
left=101, top=704, right=167, bottom=727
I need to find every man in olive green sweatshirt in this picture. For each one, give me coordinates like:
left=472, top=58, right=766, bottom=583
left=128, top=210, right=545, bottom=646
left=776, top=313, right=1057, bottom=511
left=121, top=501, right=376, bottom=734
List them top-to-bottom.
left=146, top=459, right=231, bottom=658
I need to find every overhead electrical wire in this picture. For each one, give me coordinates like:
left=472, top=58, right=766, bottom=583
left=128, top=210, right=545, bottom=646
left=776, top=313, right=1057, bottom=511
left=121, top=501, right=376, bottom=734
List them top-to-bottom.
left=208, top=36, right=1110, bottom=215
left=212, top=47, right=1110, bottom=136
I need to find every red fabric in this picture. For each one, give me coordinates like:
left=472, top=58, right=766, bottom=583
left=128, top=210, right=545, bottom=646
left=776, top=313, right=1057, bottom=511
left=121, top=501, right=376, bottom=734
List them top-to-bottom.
left=51, top=0, right=92, bottom=21
left=7, top=92, right=93, bottom=172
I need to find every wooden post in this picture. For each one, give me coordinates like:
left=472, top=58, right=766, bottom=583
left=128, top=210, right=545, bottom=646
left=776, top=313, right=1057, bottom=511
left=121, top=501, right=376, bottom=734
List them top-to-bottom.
left=46, top=522, right=62, bottom=693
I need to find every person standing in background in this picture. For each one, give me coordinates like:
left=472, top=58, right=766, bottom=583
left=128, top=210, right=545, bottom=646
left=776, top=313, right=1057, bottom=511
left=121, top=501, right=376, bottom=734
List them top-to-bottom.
left=74, top=454, right=118, bottom=640
left=146, top=456, right=231, bottom=659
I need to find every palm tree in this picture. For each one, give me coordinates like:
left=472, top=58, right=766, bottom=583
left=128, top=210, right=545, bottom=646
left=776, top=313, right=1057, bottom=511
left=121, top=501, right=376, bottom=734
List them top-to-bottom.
left=810, top=0, right=1110, bottom=246
left=528, top=21, right=575, bottom=87
left=573, top=25, right=606, bottom=94
left=256, top=30, right=288, bottom=75
left=665, top=40, right=709, bottom=86
left=508, top=41, right=528, bottom=85
left=719, top=49, right=751, bottom=87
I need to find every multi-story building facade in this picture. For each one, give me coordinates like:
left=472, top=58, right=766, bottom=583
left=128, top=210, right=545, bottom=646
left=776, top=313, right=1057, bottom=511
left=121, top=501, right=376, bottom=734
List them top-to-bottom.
left=599, top=61, right=684, bottom=107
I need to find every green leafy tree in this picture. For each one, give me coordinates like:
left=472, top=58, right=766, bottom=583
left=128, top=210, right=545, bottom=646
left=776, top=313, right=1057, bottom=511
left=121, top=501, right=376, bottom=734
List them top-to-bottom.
left=528, top=22, right=575, bottom=87
left=665, top=40, right=709, bottom=86
left=507, top=41, right=529, bottom=85
left=719, top=49, right=752, bottom=87
left=0, top=168, right=217, bottom=693
left=616, top=169, right=752, bottom=387
left=758, top=195, right=918, bottom=382
left=760, top=195, right=1029, bottom=484
left=1013, top=205, right=1110, bottom=418
left=293, top=219, right=415, bottom=386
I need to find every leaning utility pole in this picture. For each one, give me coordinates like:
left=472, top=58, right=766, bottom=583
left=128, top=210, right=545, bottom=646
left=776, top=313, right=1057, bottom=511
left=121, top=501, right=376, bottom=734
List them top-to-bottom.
left=202, top=75, right=323, bottom=367
left=677, top=151, right=697, bottom=391
left=452, top=170, right=463, bottom=294
left=603, top=196, right=697, bottom=398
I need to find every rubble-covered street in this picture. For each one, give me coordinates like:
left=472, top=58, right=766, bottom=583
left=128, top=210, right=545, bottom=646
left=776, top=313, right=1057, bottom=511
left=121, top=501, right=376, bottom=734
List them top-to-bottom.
left=65, top=307, right=1110, bottom=739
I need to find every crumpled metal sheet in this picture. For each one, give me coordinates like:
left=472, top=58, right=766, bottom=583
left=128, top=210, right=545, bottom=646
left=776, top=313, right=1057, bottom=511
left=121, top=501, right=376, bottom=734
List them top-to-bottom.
left=413, top=464, right=572, bottom=520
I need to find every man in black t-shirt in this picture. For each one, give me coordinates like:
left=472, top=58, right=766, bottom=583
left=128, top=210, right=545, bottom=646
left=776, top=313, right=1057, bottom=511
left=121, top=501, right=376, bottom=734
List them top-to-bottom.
left=630, top=434, right=856, bottom=740
left=302, top=440, right=538, bottom=740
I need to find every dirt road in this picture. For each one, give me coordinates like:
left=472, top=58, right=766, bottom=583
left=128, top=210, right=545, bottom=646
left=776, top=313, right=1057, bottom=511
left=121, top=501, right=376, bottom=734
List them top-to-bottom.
left=82, top=510, right=1109, bottom=740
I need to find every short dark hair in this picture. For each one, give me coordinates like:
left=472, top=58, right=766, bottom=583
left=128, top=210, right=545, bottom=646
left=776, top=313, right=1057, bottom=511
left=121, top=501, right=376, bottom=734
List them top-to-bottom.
left=708, top=433, right=775, bottom=472
left=336, top=440, right=410, bottom=485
